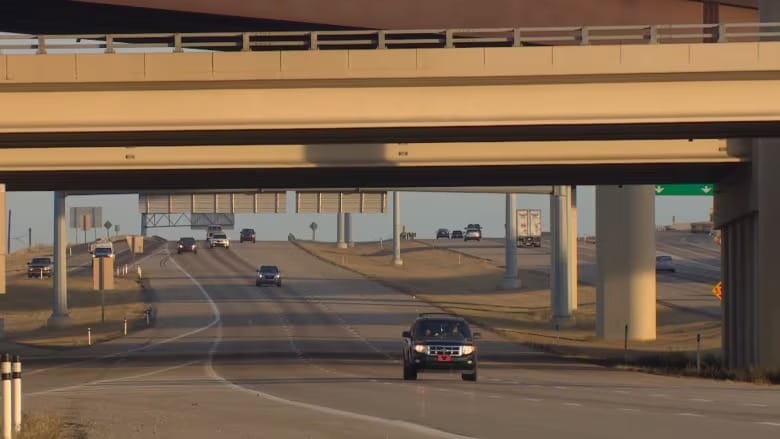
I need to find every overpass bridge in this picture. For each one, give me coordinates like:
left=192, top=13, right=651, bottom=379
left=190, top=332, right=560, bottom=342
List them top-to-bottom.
left=0, top=22, right=778, bottom=369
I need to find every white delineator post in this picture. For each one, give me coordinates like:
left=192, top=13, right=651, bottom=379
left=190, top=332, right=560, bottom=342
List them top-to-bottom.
left=1, top=354, right=11, bottom=439
left=11, top=356, right=20, bottom=434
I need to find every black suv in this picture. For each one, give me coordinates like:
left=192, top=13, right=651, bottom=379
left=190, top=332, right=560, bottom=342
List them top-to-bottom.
left=240, top=228, right=256, bottom=243
left=435, top=228, right=450, bottom=239
left=177, top=237, right=198, bottom=254
left=401, top=313, right=479, bottom=382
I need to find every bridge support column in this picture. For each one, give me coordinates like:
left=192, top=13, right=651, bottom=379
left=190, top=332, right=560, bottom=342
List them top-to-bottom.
left=716, top=137, right=780, bottom=369
left=0, top=184, right=5, bottom=295
left=596, top=185, right=656, bottom=341
left=551, top=186, right=574, bottom=324
left=569, top=186, right=579, bottom=311
left=48, top=191, right=70, bottom=328
left=392, top=191, right=403, bottom=266
left=501, top=193, right=519, bottom=290
left=336, top=212, right=347, bottom=249
left=140, top=213, right=148, bottom=237
left=345, top=213, right=355, bottom=248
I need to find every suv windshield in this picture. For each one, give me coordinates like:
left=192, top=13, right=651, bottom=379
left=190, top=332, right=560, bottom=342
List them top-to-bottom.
left=213, top=234, right=227, bottom=240
left=180, top=238, right=195, bottom=245
left=31, top=258, right=51, bottom=265
left=259, top=266, right=279, bottom=274
left=414, top=319, right=471, bottom=339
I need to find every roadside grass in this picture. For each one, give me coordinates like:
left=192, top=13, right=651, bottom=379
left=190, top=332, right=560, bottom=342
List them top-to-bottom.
left=1, top=271, right=150, bottom=349
left=616, top=352, right=780, bottom=384
left=16, top=413, right=65, bottom=439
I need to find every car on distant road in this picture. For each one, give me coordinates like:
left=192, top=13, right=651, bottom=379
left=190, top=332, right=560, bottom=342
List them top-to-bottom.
left=206, top=225, right=223, bottom=241
left=464, top=227, right=482, bottom=242
left=239, top=228, right=256, bottom=243
left=435, top=228, right=450, bottom=239
left=451, top=230, right=464, bottom=239
left=208, top=232, right=230, bottom=249
left=177, top=237, right=198, bottom=254
left=656, top=255, right=676, bottom=272
left=27, top=257, right=53, bottom=278
left=256, top=265, right=282, bottom=287
left=401, top=313, right=479, bottom=382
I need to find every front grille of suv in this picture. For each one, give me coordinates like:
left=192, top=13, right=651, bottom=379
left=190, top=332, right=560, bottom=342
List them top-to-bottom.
left=426, top=345, right=462, bottom=356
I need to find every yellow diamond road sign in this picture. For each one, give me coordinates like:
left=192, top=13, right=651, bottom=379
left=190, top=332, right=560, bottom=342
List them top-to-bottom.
left=712, top=281, right=722, bottom=301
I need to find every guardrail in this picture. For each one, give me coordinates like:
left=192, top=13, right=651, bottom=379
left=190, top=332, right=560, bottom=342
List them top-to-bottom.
left=1, top=22, right=779, bottom=54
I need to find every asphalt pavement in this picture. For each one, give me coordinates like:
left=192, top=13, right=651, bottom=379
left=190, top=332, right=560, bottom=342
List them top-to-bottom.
left=17, top=240, right=779, bottom=438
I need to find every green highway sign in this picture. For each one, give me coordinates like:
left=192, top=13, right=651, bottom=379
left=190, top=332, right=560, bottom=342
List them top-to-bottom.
left=654, top=184, right=714, bottom=196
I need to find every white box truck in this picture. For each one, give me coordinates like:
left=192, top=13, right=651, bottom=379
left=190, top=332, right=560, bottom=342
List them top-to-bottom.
left=516, top=209, right=542, bottom=247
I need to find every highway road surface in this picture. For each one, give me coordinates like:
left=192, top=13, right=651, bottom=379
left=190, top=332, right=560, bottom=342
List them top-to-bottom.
left=425, top=231, right=721, bottom=318
left=19, top=240, right=778, bottom=438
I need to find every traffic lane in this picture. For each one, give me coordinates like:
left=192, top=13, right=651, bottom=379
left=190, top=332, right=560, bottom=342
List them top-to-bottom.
left=176, top=241, right=774, bottom=438
left=228, top=241, right=539, bottom=359
left=30, top=242, right=433, bottom=439
left=177, top=242, right=474, bottom=439
left=22, top=243, right=219, bottom=394
left=221, top=244, right=771, bottom=436
left=206, top=357, right=780, bottom=439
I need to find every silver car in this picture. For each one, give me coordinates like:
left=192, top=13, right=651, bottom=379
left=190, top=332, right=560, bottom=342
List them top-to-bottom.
left=464, top=228, right=481, bottom=242
left=208, top=232, right=230, bottom=249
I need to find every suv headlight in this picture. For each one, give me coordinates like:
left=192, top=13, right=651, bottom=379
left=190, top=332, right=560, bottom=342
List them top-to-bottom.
left=414, top=344, right=426, bottom=353
left=462, top=345, right=475, bottom=355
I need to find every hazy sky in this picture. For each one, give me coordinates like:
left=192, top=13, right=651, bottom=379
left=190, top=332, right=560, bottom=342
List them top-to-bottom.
left=5, top=188, right=714, bottom=252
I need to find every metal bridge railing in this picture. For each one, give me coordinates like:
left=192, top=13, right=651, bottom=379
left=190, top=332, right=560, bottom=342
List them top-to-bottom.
left=1, top=22, right=780, bottom=54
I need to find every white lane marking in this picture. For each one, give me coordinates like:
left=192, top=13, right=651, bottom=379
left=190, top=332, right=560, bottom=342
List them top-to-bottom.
left=26, top=246, right=214, bottom=377
left=171, top=254, right=480, bottom=439
left=27, top=360, right=201, bottom=397
left=555, top=386, right=568, bottom=390
left=612, top=390, right=630, bottom=395
left=649, top=393, right=669, bottom=398
left=488, top=395, right=502, bottom=399
left=524, top=398, right=542, bottom=402
left=690, top=398, right=713, bottom=403
left=563, top=402, right=582, bottom=407
left=743, top=403, right=768, bottom=408
left=619, top=408, right=640, bottom=412
left=677, top=413, right=704, bottom=417
left=756, top=422, right=780, bottom=427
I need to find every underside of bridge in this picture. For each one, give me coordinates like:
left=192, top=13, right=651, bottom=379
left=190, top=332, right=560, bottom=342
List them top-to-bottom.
left=0, top=0, right=348, bottom=34
left=0, top=1, right=758, bottom=34
left=0, top=162, right=741, bottom=192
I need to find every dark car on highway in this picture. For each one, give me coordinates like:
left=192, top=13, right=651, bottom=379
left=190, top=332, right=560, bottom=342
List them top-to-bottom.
left=240, top=228, right=256, bottom=243
left=436, top=228, right=450, bottom=239
left=451, top=230, right=464, bottom=239
left=177, top=237, right=198, bottom=254
left=27, top=257, right=53, bottom=278
left=256, top=265, right=282, bottom=287
left=401, top=313, right=479, bottom=381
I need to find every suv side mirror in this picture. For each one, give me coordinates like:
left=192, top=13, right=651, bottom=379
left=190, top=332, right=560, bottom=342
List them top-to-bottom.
left=402, top=331, right=411, bottom=338
left=473, top=332, right=481, bottom=340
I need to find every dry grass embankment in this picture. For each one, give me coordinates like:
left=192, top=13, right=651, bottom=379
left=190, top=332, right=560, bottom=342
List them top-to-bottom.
left=2, top=249, right=150, bottom=349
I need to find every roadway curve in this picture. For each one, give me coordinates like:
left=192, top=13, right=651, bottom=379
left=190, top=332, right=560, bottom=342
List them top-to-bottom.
left=424, top=230, right=722, bottom=318
left=20, top=240, right=778, bottom=438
